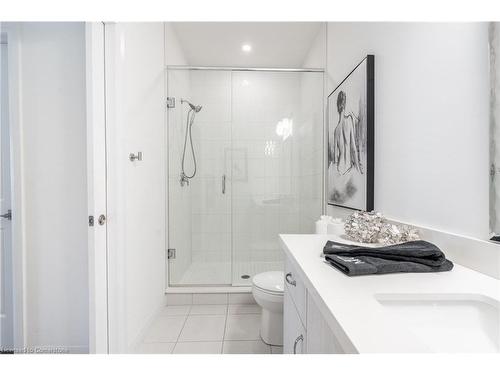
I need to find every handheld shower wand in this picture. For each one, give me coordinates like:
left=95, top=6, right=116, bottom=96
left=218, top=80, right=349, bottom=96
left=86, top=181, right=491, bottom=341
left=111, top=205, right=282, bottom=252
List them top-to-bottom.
left=180, top=98, right=202, bottom=186
left=181, top=98, right=202, bottom=113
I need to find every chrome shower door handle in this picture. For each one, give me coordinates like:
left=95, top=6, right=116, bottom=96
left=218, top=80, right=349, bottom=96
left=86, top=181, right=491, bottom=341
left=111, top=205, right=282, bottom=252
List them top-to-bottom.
left=222, top=174, right=226, bottom=194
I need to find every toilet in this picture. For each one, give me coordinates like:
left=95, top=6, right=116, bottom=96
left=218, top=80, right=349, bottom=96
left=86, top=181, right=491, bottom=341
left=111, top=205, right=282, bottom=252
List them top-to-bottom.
left=251, top=271, right=284, bottom=346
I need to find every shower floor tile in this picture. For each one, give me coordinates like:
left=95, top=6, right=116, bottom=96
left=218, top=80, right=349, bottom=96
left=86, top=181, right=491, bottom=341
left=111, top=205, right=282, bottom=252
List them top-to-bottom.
left=175, top=260, right=283, bottom=286
left=178, top=261, right=231, bottom=285
left=232, top=261, right=283, bottom=286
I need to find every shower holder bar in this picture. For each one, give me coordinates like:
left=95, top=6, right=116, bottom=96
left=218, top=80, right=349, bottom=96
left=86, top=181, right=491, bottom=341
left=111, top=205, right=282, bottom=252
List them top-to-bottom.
left=166, top=65, right=324, bottom=73
left=129, top=151, right=143, bottom=162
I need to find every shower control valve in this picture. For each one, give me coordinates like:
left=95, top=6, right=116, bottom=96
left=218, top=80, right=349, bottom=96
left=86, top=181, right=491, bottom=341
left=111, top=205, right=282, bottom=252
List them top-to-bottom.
left=180, top=173, right=190, bottom=187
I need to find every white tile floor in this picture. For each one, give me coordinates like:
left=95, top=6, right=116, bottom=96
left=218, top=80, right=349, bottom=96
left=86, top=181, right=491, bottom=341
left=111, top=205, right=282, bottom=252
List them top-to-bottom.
left=135, top=302, right=283, bottom=354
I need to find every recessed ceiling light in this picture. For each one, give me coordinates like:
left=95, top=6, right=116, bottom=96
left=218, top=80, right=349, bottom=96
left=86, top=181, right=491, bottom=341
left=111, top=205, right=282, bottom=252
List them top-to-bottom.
left=241, top=44, right=252, bottom=52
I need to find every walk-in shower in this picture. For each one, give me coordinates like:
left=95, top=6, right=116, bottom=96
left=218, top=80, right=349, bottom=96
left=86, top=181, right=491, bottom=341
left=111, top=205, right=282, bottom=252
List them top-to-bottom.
left=167, top=66, right=324, bottom=289
left=180, top=98, right=202, bottom=186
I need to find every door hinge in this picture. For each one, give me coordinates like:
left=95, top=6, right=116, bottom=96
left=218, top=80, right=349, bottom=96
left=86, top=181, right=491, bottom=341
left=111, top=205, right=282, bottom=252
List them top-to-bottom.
left=166, top=97, right=175, bottom=109
left=0, top=209, right=12, bottom=221
left=167, top=248, right=176, bottom=259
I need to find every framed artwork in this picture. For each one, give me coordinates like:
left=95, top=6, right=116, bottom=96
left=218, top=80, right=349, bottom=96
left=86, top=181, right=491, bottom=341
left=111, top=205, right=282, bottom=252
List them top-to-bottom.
left=327, top=55, right=374, bottom=211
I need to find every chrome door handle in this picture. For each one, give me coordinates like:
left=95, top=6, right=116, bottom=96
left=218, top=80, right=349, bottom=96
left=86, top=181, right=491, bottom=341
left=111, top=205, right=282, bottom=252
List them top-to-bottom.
left=222, top=174, right=226, bottom=194
left=98, top=214, right=106, bottom=226
left=285, top=272, right=296, bottom=287
left=293, top=334, right=304, bottom=354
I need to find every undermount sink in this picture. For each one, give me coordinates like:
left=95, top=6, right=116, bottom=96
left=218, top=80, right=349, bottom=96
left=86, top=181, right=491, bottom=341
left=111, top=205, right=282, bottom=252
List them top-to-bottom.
left=375, top=293, right=500, bottom=353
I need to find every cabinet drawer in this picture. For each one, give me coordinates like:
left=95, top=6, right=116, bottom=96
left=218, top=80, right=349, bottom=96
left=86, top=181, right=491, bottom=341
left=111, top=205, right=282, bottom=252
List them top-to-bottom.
left=284, top=258, right=307, bottom=326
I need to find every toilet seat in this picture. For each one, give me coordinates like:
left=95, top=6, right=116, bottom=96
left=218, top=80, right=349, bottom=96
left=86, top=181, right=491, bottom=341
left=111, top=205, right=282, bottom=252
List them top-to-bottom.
left=252, top=271, right=284, bottom=295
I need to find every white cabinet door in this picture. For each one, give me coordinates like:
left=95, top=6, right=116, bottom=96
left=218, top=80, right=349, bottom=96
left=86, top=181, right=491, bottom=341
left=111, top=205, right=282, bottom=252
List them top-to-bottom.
left=284, top=258, right=307, bottom=326
left=284, top=285, right=306, bottom=354
left=306, top=293, right=345, bottom=354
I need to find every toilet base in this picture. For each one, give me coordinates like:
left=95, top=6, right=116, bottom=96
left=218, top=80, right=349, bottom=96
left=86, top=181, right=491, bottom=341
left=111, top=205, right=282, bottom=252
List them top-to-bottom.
left=260, top=309, right=283, bottom=346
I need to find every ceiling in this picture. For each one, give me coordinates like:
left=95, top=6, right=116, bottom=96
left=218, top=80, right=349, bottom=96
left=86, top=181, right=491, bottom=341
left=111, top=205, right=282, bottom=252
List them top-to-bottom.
left=171, top=22, right=324, bottom=68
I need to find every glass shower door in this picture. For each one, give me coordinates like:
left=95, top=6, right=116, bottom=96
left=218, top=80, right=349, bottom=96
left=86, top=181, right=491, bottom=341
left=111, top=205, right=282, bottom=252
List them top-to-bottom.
left=168, top=69, right=232, bottom=285
left=230, top=71, right=324, bottom=286
left=230, top=71, right=296, bottom=285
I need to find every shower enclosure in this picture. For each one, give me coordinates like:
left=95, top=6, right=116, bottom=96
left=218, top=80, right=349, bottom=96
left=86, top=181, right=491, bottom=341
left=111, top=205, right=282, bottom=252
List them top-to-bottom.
left=167, top=66, right=324, bottom=288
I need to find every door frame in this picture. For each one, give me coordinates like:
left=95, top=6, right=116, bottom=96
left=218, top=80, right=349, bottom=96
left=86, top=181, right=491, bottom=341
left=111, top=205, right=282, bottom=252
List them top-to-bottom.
left=85, top=21, right=109, bottom=354
left=1, top=22, right=26, bottom=351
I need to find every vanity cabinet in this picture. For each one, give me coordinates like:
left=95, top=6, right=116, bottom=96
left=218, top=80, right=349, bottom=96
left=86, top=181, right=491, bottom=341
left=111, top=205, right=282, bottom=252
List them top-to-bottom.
left=283, top=258, right=343, bottom=354
left=306, top=292, right=345, bottom=353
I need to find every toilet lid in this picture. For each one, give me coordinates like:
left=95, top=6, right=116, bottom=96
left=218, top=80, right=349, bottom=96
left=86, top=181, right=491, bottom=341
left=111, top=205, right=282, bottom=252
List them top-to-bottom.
left=252, top=271, right=284, bottom=294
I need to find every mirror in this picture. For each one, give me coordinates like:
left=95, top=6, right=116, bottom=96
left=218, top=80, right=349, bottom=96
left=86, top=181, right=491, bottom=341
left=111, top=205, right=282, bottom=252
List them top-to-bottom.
left=490, top=22, right=500, bottom=239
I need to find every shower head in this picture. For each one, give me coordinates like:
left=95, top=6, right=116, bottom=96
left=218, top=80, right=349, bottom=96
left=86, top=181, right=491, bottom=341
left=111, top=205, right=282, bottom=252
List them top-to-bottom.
left=181, top=98, right=202, bottom=113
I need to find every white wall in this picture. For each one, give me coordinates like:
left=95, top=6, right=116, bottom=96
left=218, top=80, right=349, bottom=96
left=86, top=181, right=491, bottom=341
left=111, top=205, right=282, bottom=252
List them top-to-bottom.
left=16, top=22, right=88, bottom=352
left=165, top=23, right=188, bottom=67
left=325, top=23, right=490, bottom=240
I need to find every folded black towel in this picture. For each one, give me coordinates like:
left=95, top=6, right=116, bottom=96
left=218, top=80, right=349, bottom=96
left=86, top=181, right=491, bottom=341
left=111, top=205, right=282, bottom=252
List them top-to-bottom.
left=323, top=240, right=454, bottom=276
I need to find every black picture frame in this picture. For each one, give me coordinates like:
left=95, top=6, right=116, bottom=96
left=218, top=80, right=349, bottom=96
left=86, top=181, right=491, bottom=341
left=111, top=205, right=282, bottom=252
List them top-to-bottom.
left=327, top=55, right=374, bottom=211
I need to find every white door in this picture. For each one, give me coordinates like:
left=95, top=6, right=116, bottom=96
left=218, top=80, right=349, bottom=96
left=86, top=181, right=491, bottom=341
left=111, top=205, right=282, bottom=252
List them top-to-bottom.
left=104, top=22, right=167, bottom=353
left=0, top=40, right=14, bottom=352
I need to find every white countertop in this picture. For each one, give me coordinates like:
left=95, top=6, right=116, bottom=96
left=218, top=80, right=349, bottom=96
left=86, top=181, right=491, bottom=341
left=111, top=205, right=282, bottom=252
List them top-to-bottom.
left=279, top=234, right=500, bottom=353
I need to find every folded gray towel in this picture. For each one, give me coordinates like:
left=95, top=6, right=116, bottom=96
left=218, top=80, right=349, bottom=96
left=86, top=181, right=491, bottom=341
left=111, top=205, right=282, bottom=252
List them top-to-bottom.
left=323, top=240, right=454, bottom=276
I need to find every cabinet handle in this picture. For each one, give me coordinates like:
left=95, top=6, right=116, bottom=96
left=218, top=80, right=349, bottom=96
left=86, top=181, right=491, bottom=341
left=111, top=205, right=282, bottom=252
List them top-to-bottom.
left=222, top=174, right=226, bottom=194
left=285, top=272, right=296, bottom=287
left=293, top=334, right=304, bottom=354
